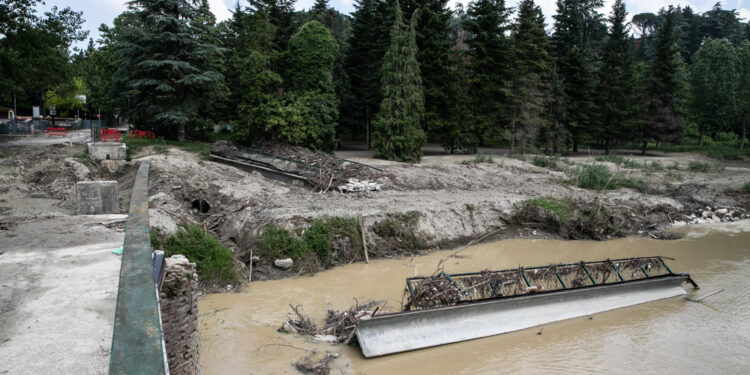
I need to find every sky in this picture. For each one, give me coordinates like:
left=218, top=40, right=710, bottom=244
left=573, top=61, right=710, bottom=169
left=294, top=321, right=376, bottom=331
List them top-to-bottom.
left=36, top=0, right=750, bottom=50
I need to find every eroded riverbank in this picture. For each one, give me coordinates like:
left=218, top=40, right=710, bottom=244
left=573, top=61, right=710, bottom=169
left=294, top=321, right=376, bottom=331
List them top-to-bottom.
left=199, top=221, right=750, bottom=374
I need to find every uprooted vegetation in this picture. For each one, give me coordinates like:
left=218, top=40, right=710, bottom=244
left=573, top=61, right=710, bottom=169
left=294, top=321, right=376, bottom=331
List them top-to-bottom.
left=511, top=197, right=679, bottom=240
left=371, top=211, right=430, bottom=254
left=282, top=301, right=385, bottom=343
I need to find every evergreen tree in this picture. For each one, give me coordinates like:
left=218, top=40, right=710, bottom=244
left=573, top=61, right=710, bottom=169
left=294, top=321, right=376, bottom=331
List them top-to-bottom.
left=116, top=0, right=223, bottom=140
left=312, top=0, right=329, bottom=14
left=346, top=0, right=391, bottom=147
left=401, top=0, right=455, bottom=149
left=463, top=0, right=512, bottom=147
left=509, top=0, right=550, bottom=155
left=552, top=0, right=602, bottom=152
left=597, top=0, right=635, bottom=154
left=373, top=1, right=426, bottom=162
left=644, top=6, right=686, bottom=153
left=441, top=20, right=475, bottom=153
left=286, top=21, right=338, bottom=93
left=690, top=38, right=739, bottom=145
left=738, top=40, right=750, bottom=149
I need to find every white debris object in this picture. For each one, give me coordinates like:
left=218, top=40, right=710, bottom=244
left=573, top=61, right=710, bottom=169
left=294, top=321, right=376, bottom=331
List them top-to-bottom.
left=337, top=178, right=382, bottom=193
left=274, top=258, right=294, bottom=269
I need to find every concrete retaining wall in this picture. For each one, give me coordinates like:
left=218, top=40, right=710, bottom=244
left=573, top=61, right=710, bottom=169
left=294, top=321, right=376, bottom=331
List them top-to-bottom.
left=76, top=181, right=119, bottom=215
left=160, top=255, right=200, bottom=375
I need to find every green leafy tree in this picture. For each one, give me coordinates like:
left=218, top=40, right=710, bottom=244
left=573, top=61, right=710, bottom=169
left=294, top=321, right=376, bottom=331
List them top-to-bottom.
left=116, top=0, right=224, bottom=140
left=463, top=0, right=512, bottom=147
left=509, top=0, right=550, bottom=155
left=597, top=0, right=636, bottom=154
left=373, top=2, right=426, bottom=162
left=644, top=6, right=687, bottom=153
left=690, top=38, right=739, bottom=145
left=738, top=40, right=750, bottom=149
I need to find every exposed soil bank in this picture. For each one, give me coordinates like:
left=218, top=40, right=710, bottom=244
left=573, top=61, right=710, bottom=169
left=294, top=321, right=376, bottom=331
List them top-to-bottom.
left=2, top=140, right=750, bottom=284
left=130, top=147, right=750, bottom=283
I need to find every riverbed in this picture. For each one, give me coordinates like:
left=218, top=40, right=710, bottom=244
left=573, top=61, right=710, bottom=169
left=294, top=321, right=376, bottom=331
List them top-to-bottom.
left=199, top=221, right=750, bottom=374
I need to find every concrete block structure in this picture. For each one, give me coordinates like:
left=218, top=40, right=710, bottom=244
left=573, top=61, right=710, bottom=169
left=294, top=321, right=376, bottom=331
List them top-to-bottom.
left=88, top=142, right=127, bottom=170
left=76, top=181, right=119, bottom=215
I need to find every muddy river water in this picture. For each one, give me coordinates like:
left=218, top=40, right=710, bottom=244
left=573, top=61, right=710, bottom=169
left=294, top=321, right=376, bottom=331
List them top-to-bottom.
left=199, top=222, right=750, bottom=374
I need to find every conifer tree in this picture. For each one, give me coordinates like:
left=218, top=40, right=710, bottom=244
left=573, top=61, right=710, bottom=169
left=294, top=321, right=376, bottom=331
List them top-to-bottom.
left=116, top=0, right=223, bottom=140
left=346, top=0, right=391, bottom=147
left=463, top=0, right=512, bottom=147
left=510, top=0, right=550, bottom=155
left=553, top=0, right=602, bottom=152
left=598, top=0, right=635, bottom=154
left=373, top=1, right=426, bottom=162
left=644, top=6, right=686, bottom=153
left=441, top=26, right=475, bottom=153
left=690, top=38, right=739, bottom=145
left=738, top=40, right=750, bottom=149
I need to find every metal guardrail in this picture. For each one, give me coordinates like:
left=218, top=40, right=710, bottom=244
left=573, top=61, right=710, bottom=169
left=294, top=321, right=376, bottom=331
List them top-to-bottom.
left=109, top=161, right=168, bottom=374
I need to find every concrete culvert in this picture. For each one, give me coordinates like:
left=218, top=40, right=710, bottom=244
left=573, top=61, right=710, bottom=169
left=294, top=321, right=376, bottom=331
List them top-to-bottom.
left=192, top=199, right=211, bottom=213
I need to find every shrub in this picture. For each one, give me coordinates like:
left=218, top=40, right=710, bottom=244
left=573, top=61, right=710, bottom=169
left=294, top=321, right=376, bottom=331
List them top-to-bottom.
left=707, top=145, right=745, bottom=160
left=463, top=153, right=495, bottom=164
left=533, top=155, right=557, bottom=168
left=621, top=159, right=640, bottom=169
left=572, top=164, right=615, bottom=190
left=743, top=182, right=750, bottom=193
left=523, top=197, right=572, bottom=223
left=373, top=211, right=425, bottom=251
left=305, top=219, right=333, bottom=265
left=163, top=224, right=238, bottom=285
left=259, top=224, right=306, bottom=260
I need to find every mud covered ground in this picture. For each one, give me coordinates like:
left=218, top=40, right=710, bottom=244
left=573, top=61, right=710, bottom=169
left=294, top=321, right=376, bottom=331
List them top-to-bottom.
left=2, top=139, right=750, bottom=285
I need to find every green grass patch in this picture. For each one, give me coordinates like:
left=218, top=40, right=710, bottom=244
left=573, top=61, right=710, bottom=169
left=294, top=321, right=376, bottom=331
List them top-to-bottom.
left=123, top=135, right=214, bottom=160
left=621, top=159, right=640, bottom=169
left=687, top=161, right=725, bottom=172
left=569, top=164, right=646, bottom=192
left=743, top=181, right=750, bottom=193
left=522, top=197, right=573, bottom=223
left=258, top=217, right=363, bottom=269
left=163, top=224, right=238, bottom=285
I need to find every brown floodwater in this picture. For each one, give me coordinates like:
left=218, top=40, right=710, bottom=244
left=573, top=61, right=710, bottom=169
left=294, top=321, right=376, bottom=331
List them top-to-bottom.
left=199, top=222, right=750, bottom=374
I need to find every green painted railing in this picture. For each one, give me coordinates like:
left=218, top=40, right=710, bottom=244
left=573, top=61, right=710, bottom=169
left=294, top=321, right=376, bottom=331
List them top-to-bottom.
left=109, top=161, right=167, bottom=374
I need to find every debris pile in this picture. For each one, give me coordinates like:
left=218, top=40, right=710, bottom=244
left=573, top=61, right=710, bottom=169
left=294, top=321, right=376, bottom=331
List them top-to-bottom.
left=211, top=141, right=383, bottom=192
left=672, top=206, right=749, bottom=226
left=404, top=257, right=673, bottom=310
left=282, top=301, right=384, bottom=343
left=294, top=351, right=338, bottom=375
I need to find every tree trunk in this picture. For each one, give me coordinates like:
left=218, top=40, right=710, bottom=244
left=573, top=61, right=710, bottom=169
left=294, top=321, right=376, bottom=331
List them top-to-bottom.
left=366, top=105, right=371, bottom=149
left=741, top=115, right=747, bottom=150
left=552, top=118, right=560, bottom=153
left=509, top=119, right=516, bottom=156
left=178, top=121, right=186, bottom=142
left=698, top=129, right=704, bottom=146
left=572, top=135, right=578, bottom=153
left=604, top=139, right=610, bottom=155
left=641, top=140, right=647, bottom=155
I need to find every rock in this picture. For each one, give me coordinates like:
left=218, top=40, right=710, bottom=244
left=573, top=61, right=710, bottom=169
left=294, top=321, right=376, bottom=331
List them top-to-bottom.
left=149, top=192, right=168, bottom=202
left=706, top=206, right=712, bottom=211
left=716, top=208, right=728, bottom=215
left=701, top=211, right=710, bottom=218
left=672, top=221, right=686, bottom=227
left=274, top=258, right=294, bottom=269
left=226, top=284, right=233, bottom=291
left=278, top=321, right=298, bottom=334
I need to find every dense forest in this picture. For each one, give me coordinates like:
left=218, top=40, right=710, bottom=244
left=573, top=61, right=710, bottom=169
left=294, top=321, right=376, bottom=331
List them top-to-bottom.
left=2, top=0, right=750, bottom=160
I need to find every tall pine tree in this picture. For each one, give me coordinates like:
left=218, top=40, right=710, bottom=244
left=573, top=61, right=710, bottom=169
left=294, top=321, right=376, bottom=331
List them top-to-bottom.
left=116, top=0, right=223, bottom=140
left=463, top=0, right=512, bottom=147
left=510, top=0, right=550, bottom=155
left=553, top=0, right=602, bottom=152
left=598, top=0, right=635, bottom=154
left=373, top=1, right=425, bottom=162
left=644, top=6, right=686, bottom=153
left=738, top=40, right=750, bottom=149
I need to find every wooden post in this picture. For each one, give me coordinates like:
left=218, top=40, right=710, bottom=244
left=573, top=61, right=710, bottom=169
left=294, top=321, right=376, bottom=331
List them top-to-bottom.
left=360, top=216, right=369, bottom=264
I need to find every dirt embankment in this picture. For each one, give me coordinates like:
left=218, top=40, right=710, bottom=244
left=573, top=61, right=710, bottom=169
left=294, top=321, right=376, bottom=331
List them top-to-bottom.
left=3, top=142, right=750, bottom=284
